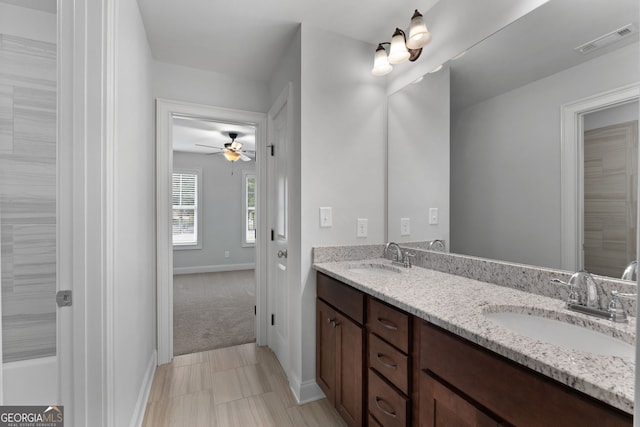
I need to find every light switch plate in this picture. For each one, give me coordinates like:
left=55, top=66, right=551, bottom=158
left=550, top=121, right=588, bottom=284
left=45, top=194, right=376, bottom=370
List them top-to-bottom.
left=320, top=207, right=332, bottom=227
left=429, top=208, right=439, bottom=225
left=357, top=218, right=368, bottom=238
left=400, top=218, right=410, bottom=236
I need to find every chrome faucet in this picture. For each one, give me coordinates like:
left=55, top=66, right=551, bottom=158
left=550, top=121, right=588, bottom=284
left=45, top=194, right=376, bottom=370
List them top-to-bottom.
left=384, top=242, right=415, bottom=268
left=384, top=242, right=402, bottom=262
left=621, top=260, right=637, bottom=281
left=551, top=270, right=633, bottom=323
left=569, top=270, right=599, bottom=309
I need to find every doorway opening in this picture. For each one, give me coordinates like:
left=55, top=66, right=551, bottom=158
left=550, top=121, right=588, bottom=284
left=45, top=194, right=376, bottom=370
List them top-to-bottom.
left=560, top=84, right=640, bottom=273
left=156, top=100, right=267, bottom=365
left=582, top=101, right=638, bottom=278
left=171, top=116, right=257, bottom=356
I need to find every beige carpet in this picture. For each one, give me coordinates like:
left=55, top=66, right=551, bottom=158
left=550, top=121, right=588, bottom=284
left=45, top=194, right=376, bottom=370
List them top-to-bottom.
left=173, top=270, right=256, bottom=356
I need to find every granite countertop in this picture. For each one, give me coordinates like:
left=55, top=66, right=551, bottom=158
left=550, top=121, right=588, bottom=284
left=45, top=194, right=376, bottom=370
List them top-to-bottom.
left=313, top=258, right=636, bottom=414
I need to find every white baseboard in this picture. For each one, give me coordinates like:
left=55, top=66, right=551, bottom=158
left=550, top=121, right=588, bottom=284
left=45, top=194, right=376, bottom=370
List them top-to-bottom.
left=173, top=263, right=256, bottom=275
left=129, top=350, right=157, bottom=427
left=289, top=371, right=325, bottom=405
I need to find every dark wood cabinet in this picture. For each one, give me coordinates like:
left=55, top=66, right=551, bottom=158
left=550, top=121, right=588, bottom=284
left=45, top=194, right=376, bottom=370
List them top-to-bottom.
left=316, top=272, right=632, bottom=427
left=316, top=273, right=365, bottom=427
left=316, top=299, right=337, bottom=403
left=419, top=321, right=632, bottom=427
left=419, top=371, right=502, bottom=427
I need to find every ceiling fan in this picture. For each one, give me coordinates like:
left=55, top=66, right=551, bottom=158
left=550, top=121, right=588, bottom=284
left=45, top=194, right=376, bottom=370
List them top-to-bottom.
left=196, top=132, right=254, bottom=162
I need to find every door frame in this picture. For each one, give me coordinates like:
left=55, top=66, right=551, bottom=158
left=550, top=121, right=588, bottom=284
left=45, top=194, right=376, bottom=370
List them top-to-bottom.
left=560, top=83, right=640, bottom=271
left=155, top=99, right=268, bottom=365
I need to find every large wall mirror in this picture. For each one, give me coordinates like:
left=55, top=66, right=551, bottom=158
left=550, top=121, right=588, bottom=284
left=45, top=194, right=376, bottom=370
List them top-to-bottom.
left=387, top=0, right=640, bottom=282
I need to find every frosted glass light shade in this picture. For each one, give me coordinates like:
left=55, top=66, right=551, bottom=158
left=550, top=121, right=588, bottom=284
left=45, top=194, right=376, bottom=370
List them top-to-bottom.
left=406, top=10, right=432, bottom=49
left=388, top=29, right=410, bottom=64
left=371, top=44, right=393, bottom=76
left=223, top=151, right=241, bottom=161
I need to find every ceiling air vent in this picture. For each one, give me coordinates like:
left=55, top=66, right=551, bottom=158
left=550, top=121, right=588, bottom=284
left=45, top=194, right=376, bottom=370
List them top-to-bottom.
left=575, top=24, right=635, bottom=54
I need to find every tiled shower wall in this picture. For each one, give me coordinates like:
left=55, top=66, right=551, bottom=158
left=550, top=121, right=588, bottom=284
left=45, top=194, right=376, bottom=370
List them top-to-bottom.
left=0, top=34, right=57, bottom=362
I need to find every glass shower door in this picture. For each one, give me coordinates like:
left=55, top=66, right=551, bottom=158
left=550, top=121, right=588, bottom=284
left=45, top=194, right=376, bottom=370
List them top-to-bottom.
left=0, top=8, right=58, bottom=404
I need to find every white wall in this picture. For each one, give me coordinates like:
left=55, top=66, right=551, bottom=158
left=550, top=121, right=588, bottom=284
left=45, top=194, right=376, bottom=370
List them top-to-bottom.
left=113, top=0, right=156, bottom=425
left=298, top=25, right=387, bottom=400
left=451, top=42, right=640, bottom=269
left=152, top=60, right=269, bottom=113
left=388, top=67, right=450, bottom=244
left=584, top=101, right=639, bottom=131
left=173, top=152, right=256, bottom=273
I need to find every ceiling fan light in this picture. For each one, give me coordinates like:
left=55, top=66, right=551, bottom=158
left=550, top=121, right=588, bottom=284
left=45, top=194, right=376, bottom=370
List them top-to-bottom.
left=406, top=10, right=432, bottom=49
left=388, top=28, right=410, bottom=64
left=371, top=44, right=393, bottom=76
left=223, top=151, right=241, bottom=162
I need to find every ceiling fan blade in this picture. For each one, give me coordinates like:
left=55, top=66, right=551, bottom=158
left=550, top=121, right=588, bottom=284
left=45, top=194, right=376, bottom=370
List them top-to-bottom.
left=230, top=141, right=242, bottom=150
left=195, top=143, right=224, bottom=150
left=206, top=152, right=225, bottom=156
left=239, top=153, right=252, bottom=161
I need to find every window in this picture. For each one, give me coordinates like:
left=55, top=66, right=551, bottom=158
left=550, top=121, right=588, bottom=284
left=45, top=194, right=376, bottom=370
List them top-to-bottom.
left=172, top=170, right=201, bottom=247
left=243, top=171, right=256, bottom=246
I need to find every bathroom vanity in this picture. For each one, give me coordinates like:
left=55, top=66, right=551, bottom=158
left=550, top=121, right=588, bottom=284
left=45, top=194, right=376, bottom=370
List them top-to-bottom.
left=314, top=253, right=635, bottom=427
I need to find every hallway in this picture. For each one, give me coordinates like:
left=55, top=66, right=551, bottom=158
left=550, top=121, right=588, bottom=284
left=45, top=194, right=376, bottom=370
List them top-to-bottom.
left=143, top=343, right=346, bottom=426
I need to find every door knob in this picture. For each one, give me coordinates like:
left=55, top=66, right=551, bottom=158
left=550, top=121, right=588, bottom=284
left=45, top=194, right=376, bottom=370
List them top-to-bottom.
left=277, top=249, right=288, bottom=258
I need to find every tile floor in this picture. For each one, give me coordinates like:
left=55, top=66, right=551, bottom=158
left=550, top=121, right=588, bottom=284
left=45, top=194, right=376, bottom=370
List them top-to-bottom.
left=143, top=343, right=347, bottom=426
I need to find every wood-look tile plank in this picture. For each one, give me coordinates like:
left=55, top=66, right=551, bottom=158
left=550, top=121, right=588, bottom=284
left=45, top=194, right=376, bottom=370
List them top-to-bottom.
left=144, top=344, right=348, bottom=427
left=173, top=350, right=207, bottom=367
left=187, top=362, right=213, bottom=394
left=147, top=364, right=171, bottom=403
left=238, top=364, right=270, bottom=397
left=167, top=365, right=190, bottom=398
left=212, top=368, right=244, bottom=404
left=260, top=391, right=294, bottom=427
left=215, top=397, right=258, bottom=427
left=292, top=399, right=348, bottom=427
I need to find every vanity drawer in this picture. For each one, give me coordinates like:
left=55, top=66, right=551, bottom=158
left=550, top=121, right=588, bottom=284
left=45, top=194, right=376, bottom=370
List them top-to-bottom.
left=317, top=272, right=364, bottom=325
left=368, top=298, right=409, bottom=353
left=368, top=333, right=409, bottom=394
left=368, top=369, right=409, bottom=427
left=368, top=413, right=383, bottom=427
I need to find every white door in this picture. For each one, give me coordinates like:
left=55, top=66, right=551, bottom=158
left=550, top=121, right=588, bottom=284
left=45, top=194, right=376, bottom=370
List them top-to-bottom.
left=267, top=84, right=292, bottom=372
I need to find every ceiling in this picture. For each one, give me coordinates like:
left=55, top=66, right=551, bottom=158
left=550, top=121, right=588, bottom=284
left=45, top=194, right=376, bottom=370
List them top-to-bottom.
left=136, top=0, right=440, bottom=82
left=450, top=0, right=639, bottom=112
left=172, top=116, right=256, bottom=158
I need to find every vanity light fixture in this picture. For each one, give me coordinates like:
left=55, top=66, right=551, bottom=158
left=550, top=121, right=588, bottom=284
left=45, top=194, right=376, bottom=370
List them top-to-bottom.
left=371, top=9, right=432, bottom=76
left=388, top=28, right=412, bottom=64
left=371, top=43, right=393, bottom=76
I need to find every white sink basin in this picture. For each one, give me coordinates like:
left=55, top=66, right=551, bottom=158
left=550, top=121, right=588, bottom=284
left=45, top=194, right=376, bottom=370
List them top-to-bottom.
left=347, top=263, right=401, bottom=276
left=484, top=311, right=635, bottom=359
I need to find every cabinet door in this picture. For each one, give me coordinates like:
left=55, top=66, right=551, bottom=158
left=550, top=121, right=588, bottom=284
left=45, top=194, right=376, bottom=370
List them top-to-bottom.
left=316, top=299, right=337, bottom=404
left=335, top=312, right=363, bottom=427
left=420, top=372, right=500, bottom=427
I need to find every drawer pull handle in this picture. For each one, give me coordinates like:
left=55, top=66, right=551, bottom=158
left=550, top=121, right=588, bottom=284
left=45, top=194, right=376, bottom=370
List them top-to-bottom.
left=327, top=317, right=335, bottom=324
left=377, top=317, right=398, bottom=330
left=376, top=353, right=397, bottom=369
left=375, top=397, right=397, bottom=418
